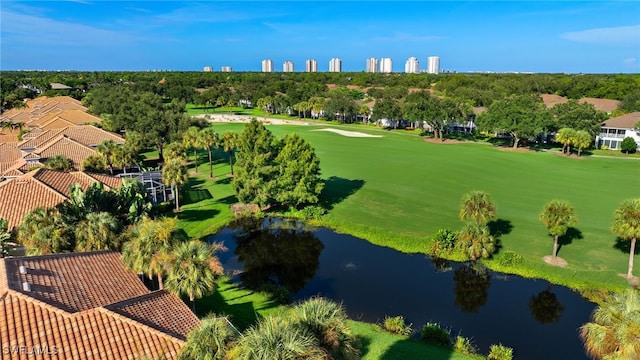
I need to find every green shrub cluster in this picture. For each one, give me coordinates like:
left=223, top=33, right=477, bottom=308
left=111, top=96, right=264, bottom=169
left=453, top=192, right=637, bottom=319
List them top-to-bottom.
left=300, top=205, right=326, bottom=220
left=428, top=228, right=457, bottom=256
left=498, top=250, right=524, bottom=267
left=381, top=316, right=413, bottom=336
left=420, top=322, right=452, bottom=347
left=453, top=335, right=478, bottom=356
left=488, top=343, right=514, bottom=360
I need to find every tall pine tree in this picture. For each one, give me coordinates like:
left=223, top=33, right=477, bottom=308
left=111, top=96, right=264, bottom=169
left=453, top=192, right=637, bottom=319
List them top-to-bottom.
left=232, top=119, right=278, bottom=207
left=275, top=133, right=323, bottom=208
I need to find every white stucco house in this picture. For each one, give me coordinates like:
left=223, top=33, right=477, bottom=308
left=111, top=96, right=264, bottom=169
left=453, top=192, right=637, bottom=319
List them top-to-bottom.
left=596, top=112, right=640, bottom=150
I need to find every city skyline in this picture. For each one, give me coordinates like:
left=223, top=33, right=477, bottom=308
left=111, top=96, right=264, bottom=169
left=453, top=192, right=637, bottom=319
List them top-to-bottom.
left=1, top=1, right=639, bottom=73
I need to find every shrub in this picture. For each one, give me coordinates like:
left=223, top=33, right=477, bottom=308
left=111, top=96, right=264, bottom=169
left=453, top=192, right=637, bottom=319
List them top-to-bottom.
left=621, top=137, right=638, bottom=154
left=300, top=205, right=326, bottom=220
left=433, top=229, right=457, bottom=250
left=498, top=250, right=524, bottom=267
left=258, top=283, right=291, bottom=304
left=382, top=316, right=412, bottom=336
left=420, top=322, right=451, bottom=347
left=453, top=335, right=478, bottom=355
left=488, top=344, right=514, bottom=360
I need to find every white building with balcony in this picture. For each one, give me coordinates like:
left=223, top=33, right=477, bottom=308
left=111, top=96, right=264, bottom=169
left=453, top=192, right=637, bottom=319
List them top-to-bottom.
left=427, top=56, right=440, bottom=74
left=366, top=57, right=378, bottom=73
left=405, top=57, right=420, bottom=73
left=329, top=58, right=342, bottom=72
left=380, top=58, right=393, bottom=73
left=262, top=59, right=274, bottom=72
left=305, top=59, right=317, bottom=72
left=283, top=60, right=295, bottom=72
left=596, top=112, right=640, bottom=150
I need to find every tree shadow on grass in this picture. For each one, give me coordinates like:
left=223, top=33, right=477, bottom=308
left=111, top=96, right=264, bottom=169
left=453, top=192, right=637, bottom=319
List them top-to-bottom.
left=216, top=176, right=232, bottom=185
left=319, top=176, right=365, bottom=210
left=216, top=194, right=238, bottom=205
left=178, top=208, right=220, bottom=223
left=488, top=218, right=512, bottom=252
left=557, top=227, right=583, bottom=255
left=614, top=237, right=640, bottom=254
left=196, top=288, right=277, bottom=331
left=381, top=338, right=457, bottom=360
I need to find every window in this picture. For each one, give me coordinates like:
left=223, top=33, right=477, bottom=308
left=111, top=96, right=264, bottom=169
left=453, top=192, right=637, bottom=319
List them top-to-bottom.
left=611, top=140, right=619, bottom=149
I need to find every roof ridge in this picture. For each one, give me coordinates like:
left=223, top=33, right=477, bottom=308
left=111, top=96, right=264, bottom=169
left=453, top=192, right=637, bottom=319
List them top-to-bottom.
left=34, top=133, right=96, bottom=154
left=26, top=168, right=74, bottom=199
left=4, top=288, right=74, bottom=317
left=104, top=289, right=168, bottom=310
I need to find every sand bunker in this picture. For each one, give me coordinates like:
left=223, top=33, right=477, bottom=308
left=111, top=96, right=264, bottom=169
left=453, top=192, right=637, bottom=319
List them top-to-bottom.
left=313, top=128, right=382, bottom=138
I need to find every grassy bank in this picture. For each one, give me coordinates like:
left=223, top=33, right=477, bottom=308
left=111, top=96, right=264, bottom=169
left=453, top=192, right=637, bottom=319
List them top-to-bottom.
left=195, top=277, right=481, bottom=360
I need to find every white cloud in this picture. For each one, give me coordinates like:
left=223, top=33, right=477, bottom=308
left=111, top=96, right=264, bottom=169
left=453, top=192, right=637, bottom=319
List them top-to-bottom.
left=560, top=25, right=640, bottom=46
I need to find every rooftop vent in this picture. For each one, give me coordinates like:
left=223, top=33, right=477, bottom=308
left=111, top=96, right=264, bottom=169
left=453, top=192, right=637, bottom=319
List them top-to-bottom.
left=19, top=265, right=27, bottom=274
left=22, top=282, right=31, bottom=292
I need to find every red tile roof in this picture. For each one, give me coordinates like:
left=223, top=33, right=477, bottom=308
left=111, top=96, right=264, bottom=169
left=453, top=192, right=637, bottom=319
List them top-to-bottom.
left=580, top=98, right=621, bottom=113
left=34, top=135, right=97, bottom=170
left=0, top=169, right=122, bottom=230
left=0, top=251, right=199, bottom=359
left=106, top=290, right=201, bottom=339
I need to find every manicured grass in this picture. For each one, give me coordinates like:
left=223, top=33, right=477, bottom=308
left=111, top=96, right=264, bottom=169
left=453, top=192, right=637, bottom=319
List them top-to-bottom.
left=182, top=122, right=639, bottom=292
left=590, top=149, right=640, bottom=158
left=197, top=277, right=479, bottom=359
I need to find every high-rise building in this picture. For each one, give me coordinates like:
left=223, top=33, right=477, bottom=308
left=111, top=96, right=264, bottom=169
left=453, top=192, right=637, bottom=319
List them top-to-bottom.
left=427, top=56, right=440, bottom=74
left=366, top=57, right=378, bottom=73
left=405, top=57, right=420, bottom=74
left=329, top=58, right=342, bottom=72
left=380, top=58, right=393, bottom=73
left=262, top=59, right=274, bottom=72
left=305, top=59, right=317, bottom=72
left=283, top=60, right=294, bottom=72
left=203, top=66, right=213, bottom=72
left=221, top=66, right=232, bottom=72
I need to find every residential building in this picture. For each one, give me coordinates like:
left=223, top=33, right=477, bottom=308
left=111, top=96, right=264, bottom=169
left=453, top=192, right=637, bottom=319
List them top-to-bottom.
left=427, top=56, right=440, bottom=74
left=366, top=57, right=378, bottom=73
left=380, top=57, right=393, bottom=73
left=405, top=57, right=420, bottom=73
left=329, top=58, right=342, bottom=72
left=262, top=59, right=274, bottom=72
left=305, top=59, right=317, bottom=72
left=283, top=60, right=294, bottom=72
left=203, top=66, right=213, bottom=72
left=221, top=66, right=232, bottom=72
left=596, top=112, right=640, bottom=150
left=0, top=168, right=123, bottom=230
left=0, top=251, right=200, bottom=360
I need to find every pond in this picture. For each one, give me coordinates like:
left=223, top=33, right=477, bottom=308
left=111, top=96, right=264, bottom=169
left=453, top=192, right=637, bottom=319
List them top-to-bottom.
left=209, top=217, right=595, bottom=360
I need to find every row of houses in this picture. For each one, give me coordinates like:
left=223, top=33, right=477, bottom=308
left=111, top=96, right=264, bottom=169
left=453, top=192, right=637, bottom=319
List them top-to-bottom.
left=1, top=97, right=196, bottom=359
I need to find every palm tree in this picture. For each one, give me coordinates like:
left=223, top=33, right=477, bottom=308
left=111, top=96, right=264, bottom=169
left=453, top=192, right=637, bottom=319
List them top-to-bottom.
left=182, top=126, right=202, bottom=173
left=199, top=127, right=219, bottom=178
left=555, top=127, right=576, bottom=155
left=220, top=131, right=238, bottom=176
left=96, top=139, right=119, bottom=175
left=44, top=155, right=74, bottom=171
left=162, top=158, right=188, bottom=212
left=459, top=191, right=497, bottom=225
left=612, top=198, right=640, bottom=279
left=539, top=200, right=578, bottom=258
left=17, top=207, right=70, bottom=255
left=75, top=212, right=120, bottom=252
left=122, top=217, right=179, bottom=287
left=0, top=218, right=11, bottom=258
left=458, top=222, right=496, bottom=260
left=165, top=240, right=223, bottom=312
left=579, top=289, right=640, bottom=359
left=292, top=298, right=360, bottom=360
left=178, top=315, right=238, bottom=360
left=233, top=315, right=325, bottom=360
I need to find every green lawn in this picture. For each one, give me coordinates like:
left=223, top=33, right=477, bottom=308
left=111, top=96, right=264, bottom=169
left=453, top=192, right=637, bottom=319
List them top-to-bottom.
left=177, top=122, right=640, bottom=292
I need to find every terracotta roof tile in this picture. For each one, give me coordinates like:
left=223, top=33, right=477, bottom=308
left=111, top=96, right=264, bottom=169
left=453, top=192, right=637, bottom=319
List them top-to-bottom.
left=540, top=94, right=569, bottom=108
left=602, top=112, right=640, bottom=129
left=40, top=118, right=77, bottom=131
left=58, top=126, right=124, bottom=147
left=0, top=129, right=22, bottom=144
left=18, top=130, right=64, bottom=149
left=34, top=135, right=97, bottom=170
left=0, top=142, right=22, bottom=165
left=31, top=169, right=95, bottom=197
left=0, top=171, right=66, bottom=229
left=81, top=172, right=123, bottom=190
left=0, top=252, right=196, bottom=360
left=3, top=252, right=149, bottom=312
left=106, top=290, right=200, bottom=340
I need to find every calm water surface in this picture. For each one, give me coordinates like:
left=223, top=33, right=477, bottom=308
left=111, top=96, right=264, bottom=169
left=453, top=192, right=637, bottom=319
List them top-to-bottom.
left=210, top=218, right=595, bottom=360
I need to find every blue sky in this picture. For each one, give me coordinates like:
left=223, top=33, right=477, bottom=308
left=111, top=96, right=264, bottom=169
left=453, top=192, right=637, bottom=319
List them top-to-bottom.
left=1, top=1, right=639, bottom=73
